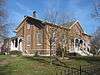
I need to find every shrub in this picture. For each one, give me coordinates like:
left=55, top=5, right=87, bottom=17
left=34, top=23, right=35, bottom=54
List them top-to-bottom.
left=56, top=47, right=62, bottom=57
left=9, top=50, right=22, bottom=55
left=34, top=51, right=39, bottom=57
left=0, top=52, right=5, bottom=55
left=68, top=56, right=100, bottom=61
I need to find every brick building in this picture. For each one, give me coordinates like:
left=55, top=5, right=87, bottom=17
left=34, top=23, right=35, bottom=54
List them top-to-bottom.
left=15, top=16, right=93, bottom=56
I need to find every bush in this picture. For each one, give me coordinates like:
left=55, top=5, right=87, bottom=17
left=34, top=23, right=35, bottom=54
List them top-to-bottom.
left=56, top=48, right=62, bottom=57
left=9, top=50, right=22, bottom=55
left=34, top=51, right=39, bottom=57
left=0, top=52, right=5, bottom=55
left=68, top=56, right=100, bottom=61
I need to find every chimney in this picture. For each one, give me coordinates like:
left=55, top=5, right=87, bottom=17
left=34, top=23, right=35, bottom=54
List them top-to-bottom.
left=32, top=11, right=36, bottom=18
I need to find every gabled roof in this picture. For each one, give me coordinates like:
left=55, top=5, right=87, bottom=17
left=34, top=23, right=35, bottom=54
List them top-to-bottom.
left=16, top=16, right=45, bottom=30
left=16, top=16, right=91, bottom=37
left=16, top=16, right=69, bottom=31
left=16, top=16, right=28, bottom=30
left=26, top=16, right=45, bottom=29
left=63, top=20, right=76, bottom=28
left=64, top=20, right=84, bottom=32
left=64, top=20, right=92, bottom=37
left=44, top=22, right=69, bottom=30
left=82, top=33, right=92, bottom=37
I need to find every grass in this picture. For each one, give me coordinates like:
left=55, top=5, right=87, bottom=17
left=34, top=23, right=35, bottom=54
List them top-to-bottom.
left=0, top=55, right=100, bottom=75
left=0, top=55, right=64, bottom=75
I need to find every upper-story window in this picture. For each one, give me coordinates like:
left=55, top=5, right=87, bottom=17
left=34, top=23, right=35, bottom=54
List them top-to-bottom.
left=27, top=24, right=30, bottom=29
left=36, top=30, right=43, bottom=45
left=52, top=31, right=56, bottom=42
left=62, top=34, right=66, bottom=41
left=27, top=35, right=31, bottom=46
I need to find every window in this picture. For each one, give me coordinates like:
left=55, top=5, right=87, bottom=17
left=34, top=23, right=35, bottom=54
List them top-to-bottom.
left=27, top=24, right=30, bottom=29
left=36, top=30, right=43, bottom=45
left=52, top=32, right=56, bottom=42
left=52, top=32, right=56, bottom=38
left=61, top=34, right=66, bottom=45
left=27, top=35, right=31, bottom=46
left=15, top=38, right=18, bottom=47
left=12, top=39, right=14, bottom=45
left=19, top=39, right=22, bottom=43
left=75, top=39, right=79, bottom=47
left=75, top=39, right=78, bottom=43
left=80, top=40, right=83, bottom=44
left=84, top=43, right=86, bottom=46
left=87, top=48, right=89, bottom=52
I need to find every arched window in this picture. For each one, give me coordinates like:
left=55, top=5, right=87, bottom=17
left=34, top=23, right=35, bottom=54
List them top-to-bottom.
left=36, top=30, right=43, bottom=45
left=61, top=34, right=66, bottom=45
left=27, top=35, right=31, bottom=46
left=15, top=38, right=18, bottom=47
left=19, top=39, right=22, bottom=43
left=75, top=39, right=79, bottom=47
left=75, top=39, right=78, bottom=43
left=80, top=40, right=83, bottom=44
left=87, top=48, right=89, bottom=52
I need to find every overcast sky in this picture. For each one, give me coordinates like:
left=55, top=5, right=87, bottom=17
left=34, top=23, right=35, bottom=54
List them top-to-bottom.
left=6, top=0, right=100, bottom=37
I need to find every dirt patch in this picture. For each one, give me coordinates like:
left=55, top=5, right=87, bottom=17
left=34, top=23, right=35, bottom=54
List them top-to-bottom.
left=0, top=60, right=9, bottom=65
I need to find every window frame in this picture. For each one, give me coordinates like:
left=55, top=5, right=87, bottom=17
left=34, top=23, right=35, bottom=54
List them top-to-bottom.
left=36, top=30, right=43, bottom=45
left=27, top=35, right=31, bottom=46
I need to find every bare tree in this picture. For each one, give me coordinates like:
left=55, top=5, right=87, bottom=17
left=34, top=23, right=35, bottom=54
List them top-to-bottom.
left=0, top=0, right=8, bottom=36
left=42, top=0, right=75, bottom=64
left=91, top=0, right=100, bottom=19
left=43, top=8, right=59, bottom=64
left=43, top=11, right=73, bottom=65
left=43, top=24, right=59, bottom=65
left=90, top=26, right=100, bottom=55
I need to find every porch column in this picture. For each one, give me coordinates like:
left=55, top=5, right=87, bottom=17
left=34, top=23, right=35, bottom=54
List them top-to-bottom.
left=74, top=38, right=76, bottom=51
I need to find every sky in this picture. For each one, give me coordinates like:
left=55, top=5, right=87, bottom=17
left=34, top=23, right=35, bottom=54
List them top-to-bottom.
left=6, top=0, right=100, bottom=37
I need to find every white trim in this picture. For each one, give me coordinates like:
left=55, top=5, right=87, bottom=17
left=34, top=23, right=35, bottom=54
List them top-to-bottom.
left=69, top=20, right=79, bottom=29
left=69, top=20, right=85, bottom=33
left=36, top=44, right=42, bottom=45
left=27, top=45, right=30, bottom=46
left=31, top=49, right=56, bottom=51
left=22, top=53, right=50, bottom=56
left=38, top=54, right=50, bottom=56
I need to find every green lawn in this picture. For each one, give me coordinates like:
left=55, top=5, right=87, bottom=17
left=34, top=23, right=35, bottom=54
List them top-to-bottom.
left=0, top=55, right=100, bottom=75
